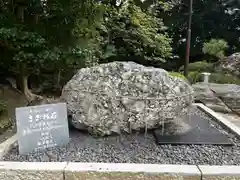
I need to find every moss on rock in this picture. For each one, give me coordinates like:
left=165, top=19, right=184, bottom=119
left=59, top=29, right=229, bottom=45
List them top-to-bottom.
left=168, top=72, right=187, bottom=81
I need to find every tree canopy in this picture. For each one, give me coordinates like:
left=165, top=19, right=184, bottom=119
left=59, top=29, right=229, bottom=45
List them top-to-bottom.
left=0, top=0, right=240, bottom=100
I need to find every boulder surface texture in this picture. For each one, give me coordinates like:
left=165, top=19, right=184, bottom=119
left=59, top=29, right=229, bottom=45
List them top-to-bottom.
left=217, top=53, right=240, bottom=78
left=61, top=62, right=194, bottom=136
left=193, top=83, right=240, bottom=114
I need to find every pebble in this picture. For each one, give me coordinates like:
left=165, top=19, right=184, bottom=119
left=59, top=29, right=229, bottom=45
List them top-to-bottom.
left=3, top=109, right=240, bottom=165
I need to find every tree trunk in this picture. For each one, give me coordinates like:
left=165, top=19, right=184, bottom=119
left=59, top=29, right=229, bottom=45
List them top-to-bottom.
left=17, top=6, right=24, bottom=23
left=35, top=14, right=39, bottom=24
left=16, top=64, right=40, bottom=102
left=57, top=69, right=61, bottom=87
left=17, top=74, right=32, bottom=101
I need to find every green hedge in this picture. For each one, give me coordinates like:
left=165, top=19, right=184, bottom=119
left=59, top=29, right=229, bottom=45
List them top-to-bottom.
left=179, top=61, right=214, bottom=72
left=188, top=71, right=240, bottom=84
left=210, top=73, right=240, bottom=84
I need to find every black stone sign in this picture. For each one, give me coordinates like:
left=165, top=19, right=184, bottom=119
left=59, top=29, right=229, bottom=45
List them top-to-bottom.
left=16, top=103, right=69, bottom=154
left=153, top=110, right=233, bottom=145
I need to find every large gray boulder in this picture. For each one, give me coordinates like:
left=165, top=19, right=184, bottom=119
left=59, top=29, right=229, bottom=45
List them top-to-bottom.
left=217, top=53, right=240, bottom=78
left=61, top=62, right=194, bottom=136
left=193, top=83, right=240, bottom=113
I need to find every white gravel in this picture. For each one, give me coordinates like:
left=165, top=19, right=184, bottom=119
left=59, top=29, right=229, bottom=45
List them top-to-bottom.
left=3, top=108, right=240, bottom=165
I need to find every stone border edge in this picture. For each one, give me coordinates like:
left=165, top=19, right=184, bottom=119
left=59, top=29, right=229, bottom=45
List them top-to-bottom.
left=195, top=103, right=240, bottom=137
left=0, top=161, right=201, bottom=179
left=0, top=162, right=240, bottom=180
left=64, top=162, right=200, bottom=175
left=63, top=163, right=202, bottom=179
left=198, top=165, right=240, bottom=176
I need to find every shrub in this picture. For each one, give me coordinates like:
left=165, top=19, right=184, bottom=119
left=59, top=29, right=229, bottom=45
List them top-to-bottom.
left=202, top=39, right=228, bottom=59
left=179, top=61, right=214, bottom=72
left=188, top=71, right=202, bottom=84
left=188, top=71, right=240, bottom=85
left=168, top=72, right=187, bottom=81
left=210, top=73, right=240, bottom=85
left=0, top=100, right=6, bottom=115
left=0, top=117, right=12, bottom=134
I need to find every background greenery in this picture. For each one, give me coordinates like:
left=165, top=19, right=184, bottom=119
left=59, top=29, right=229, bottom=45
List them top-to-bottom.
left=0, top=0, right=240, bottom=100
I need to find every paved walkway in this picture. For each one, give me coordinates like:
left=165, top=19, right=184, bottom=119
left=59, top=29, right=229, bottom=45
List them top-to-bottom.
left=216, top=112, right=240, bottom=128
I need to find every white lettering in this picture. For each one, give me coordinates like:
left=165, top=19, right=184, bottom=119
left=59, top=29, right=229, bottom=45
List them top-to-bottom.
left=51, top=112, right=57, bottom=119
left=43, top=113, right=50, bottom=120
left=35, top=114, right=40, bottom=121
left=28, top=115, right=33, bottom=122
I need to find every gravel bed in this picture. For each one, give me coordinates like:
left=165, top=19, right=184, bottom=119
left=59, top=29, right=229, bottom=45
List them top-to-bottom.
left=3, top=107, right=240, bottom=165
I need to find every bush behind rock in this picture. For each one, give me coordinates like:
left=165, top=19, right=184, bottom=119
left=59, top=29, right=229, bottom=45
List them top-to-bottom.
left=179, top=61, right=214, bottom=72
left=188, top=71, right=240, bottom=85
left=210, top=73, right=240, bottom=85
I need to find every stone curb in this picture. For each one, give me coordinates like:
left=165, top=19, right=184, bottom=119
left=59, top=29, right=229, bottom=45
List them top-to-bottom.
left=195, top=103, right=240, bottom=137
left=0, top=104, right=239, bottom=179
left=0, top=161, right=67, bottom=180
left=0, top=161, right=240, bottom=180
left=0, top=161, right=68, bottom=171
left=64, top=162, right=200, bottom=175
left=64, top=163, right=201, bottom=180
left=198, top=165, right=240, bottom=180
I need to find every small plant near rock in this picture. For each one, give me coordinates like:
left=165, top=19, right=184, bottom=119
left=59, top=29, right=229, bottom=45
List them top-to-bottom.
left=188, top=71, right=202, bottom=84
left=168, top=72, right=187, bottom=81
left=0, top=99, right=11, bottom=134
left=0, top=100, right=6, bottom=115
left=0, top=117, right=12, bottom=134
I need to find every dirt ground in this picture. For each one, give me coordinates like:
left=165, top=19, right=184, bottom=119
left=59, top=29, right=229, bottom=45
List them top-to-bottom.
left=0, top=85, right=27, bottom=143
